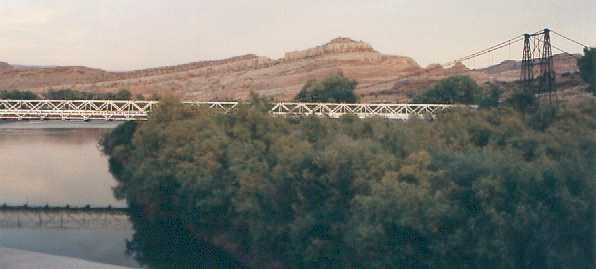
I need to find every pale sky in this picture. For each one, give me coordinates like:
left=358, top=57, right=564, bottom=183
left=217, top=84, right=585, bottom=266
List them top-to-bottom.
left=1, top=0, right=594, bottom=71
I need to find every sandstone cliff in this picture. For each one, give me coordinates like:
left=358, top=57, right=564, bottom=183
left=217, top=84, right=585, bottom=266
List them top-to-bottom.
left=284, top=37, right=376, bottom=60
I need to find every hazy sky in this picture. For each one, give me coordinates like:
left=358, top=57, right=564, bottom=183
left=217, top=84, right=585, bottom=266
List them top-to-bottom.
left=1, top=0, right=594, bottom=70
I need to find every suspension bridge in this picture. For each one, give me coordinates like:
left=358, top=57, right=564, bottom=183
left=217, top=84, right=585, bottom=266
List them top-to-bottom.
left=448, top=28, right=590, bottom=104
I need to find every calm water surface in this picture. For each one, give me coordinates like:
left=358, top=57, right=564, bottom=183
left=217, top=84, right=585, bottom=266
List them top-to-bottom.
left=0, top=120, right=140, bottom=268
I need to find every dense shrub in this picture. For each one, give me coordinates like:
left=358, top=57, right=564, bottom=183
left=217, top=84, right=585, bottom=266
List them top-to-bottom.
left=578, top=47, right=596, bottom=94
left=295, top=74, right=358, bottom=103
left=413, top=76, right=483, bottom=104
left=478, top=84, right=502, bottom=108
left=1, top=88, right=136, bottom=100
left=45, top=88, right=134, bottom=100
left=508, top=89, right=537, bottom=113
left=0, top=90, right=39, bottom=100
left=102, top=96, right=596, bottom=269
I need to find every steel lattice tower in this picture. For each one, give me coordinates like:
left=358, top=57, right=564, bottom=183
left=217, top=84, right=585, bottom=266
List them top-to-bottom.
left=520, top=29, right=557, bottom=105
left=539, top=29, right=556, bottom=104
left=521, top=34, right=534, bottom=93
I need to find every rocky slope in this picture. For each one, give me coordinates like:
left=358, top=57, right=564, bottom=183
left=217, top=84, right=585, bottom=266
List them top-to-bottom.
left=0, top=38, right=582, bottom=102
left=374, top=54, right=581, bottom=102
left=0, top=62, right=14, bottom=72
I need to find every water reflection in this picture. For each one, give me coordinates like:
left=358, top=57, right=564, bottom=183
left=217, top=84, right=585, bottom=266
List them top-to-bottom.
left=0, top=121, right=138, bottom=267
left=0, top=121, right=245, bottom=268
left=0, top=122, right=123, bottom=206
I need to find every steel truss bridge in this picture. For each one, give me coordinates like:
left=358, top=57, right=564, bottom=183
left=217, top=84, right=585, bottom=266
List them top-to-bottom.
left=0, top=100, right=460, bottom=121
left=0, top=205, right=130, bottom=230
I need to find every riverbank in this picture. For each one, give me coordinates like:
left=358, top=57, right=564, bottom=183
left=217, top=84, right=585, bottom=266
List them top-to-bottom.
left=0, top=248, right=134, bottom=269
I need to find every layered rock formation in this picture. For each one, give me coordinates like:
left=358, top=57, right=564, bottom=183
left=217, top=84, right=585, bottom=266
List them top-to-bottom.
left=284, top=37, right=376, bottom=60
left=0, top=38, right=582, bottom=102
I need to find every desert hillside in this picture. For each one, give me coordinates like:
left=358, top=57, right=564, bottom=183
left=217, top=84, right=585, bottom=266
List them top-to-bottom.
left=0, top=38, right=582, bottom=102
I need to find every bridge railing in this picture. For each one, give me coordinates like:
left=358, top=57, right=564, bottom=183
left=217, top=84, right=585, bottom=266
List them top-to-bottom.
left=0, top=99, right=464, bottom=121
left=0, top=100, right=158, bottom=121
left=270, top=103, right=457, bottom=119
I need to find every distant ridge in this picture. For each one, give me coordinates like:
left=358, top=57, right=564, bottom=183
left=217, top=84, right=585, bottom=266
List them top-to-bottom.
left=0, top=38, right=580, bottom=102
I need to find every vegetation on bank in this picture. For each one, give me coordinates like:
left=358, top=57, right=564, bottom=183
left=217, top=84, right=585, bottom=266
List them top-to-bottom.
left=579, top=47, right=596, bottom=94
left=293, top=73, right=502, bottom=106
left=295, top=74, right=358, bottom=103
left=412, top=75, right=503, bottom=108
left=412, top=75, right=482, bottom=104
left=44, top=88, right=135, bottom=100
left=0, top=89, right=137, bottom=100
left=0, top=89, right=39, bottom=100
left=102, top=95, right=595, bottom=269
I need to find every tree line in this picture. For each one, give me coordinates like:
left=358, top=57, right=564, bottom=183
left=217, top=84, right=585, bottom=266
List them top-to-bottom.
left=578, top=47, right=596, bottom=95
left=0, top=88, right=138, bottom=100
left=102, top=94, right=595, bottom=268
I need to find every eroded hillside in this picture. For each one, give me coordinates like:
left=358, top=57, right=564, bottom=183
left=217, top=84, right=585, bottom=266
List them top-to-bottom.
left=0, top=38, right=583, bottom=102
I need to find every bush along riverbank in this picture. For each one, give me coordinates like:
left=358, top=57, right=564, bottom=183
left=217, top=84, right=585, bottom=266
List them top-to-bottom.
left=102, top=96, right=596, bottom=269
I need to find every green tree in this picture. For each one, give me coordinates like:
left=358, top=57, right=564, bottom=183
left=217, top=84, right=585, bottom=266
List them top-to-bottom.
left=578, top=47, right=596, bottom=94
left=295, top=74, right=358, bottom=103
left=413, top=76, right=482, bottom=104
left=478, top=84, right=502, bottom=109
left=44, top=88, right=134, bottom=100
left=45, top=89, right=91, bottom=100
left=108, top=89, right=133, bottom=100
left=508, top=89, right=537, bottom=113
left=0, top=90, right=39, bottom=100
left=134, top=94, right=145, bottom=100
left=102, top=96, right=596, bottom=269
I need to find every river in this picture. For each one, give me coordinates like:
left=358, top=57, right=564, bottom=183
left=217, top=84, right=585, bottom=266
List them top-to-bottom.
left=0, top=120, right=245, bottom=269
left=0, top=121, right=139, bottom=268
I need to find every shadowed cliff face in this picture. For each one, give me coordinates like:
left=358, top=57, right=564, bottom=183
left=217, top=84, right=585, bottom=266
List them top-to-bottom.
left=0, top=38, right=581, bottom=102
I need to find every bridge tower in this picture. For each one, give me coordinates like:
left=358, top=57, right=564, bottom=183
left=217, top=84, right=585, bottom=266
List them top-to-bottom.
left=520, top=28, right=557, bottom=105
left=539, top=29, right=556, bottom=104
left=521, top=34, right=534, bottom=92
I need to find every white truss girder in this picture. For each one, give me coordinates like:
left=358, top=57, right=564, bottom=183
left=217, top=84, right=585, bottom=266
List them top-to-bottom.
left=0, top=100, right=462, bottom=121
left=270, top=103, right=457, bottom=119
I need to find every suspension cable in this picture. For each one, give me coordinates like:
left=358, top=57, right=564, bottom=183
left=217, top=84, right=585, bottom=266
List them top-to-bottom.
left=441, top=29, right=588, bottom=68
left=551, top=30, right=589, bottom=48
left=445, top=35, right=524, bottom=66
left=525, top=36, right=576, bottom=63
left=551, top=43, right=575, bottom=56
